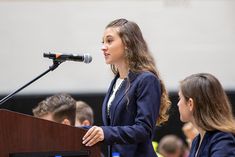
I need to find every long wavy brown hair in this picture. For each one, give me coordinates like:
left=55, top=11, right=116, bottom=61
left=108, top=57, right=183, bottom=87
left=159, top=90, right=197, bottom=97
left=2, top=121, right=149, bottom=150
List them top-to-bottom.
left=105, top=18, right=171, bottom=125
left=180, top=73, right=235, bottom=134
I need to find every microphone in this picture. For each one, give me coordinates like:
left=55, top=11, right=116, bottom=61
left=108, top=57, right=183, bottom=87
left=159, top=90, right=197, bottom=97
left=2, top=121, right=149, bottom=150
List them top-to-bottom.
left=43, top=52, right=92, bottom=64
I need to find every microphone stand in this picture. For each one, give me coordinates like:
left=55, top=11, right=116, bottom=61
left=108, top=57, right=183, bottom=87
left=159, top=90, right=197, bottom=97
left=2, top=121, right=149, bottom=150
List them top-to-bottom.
left=0, top=60, right=63, bottom=106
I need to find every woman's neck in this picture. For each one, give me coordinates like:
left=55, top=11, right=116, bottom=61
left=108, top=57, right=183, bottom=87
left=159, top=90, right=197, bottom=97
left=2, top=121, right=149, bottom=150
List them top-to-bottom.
left=115, top=62, right=129, bottom=79
left=119, top=69, right=129, bottom=79
left=191, top=120, right=206, bottom=141
left=198, top=128, right=206, bottom=140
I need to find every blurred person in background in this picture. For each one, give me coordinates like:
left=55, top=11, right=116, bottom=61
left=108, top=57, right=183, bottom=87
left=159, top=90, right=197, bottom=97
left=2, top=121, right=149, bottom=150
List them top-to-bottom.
left=178, top=73, right=235, bottom=157
left=33, top=93, right=76, bottom=126
left=75, top=100, right=94, bottom=127
left=182, top=122, right=198, bottom=148
left=158, top=135, right=189, bottom=157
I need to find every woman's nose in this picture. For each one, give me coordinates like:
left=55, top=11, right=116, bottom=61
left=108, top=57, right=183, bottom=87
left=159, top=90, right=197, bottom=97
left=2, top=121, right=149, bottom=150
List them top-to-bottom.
left=101, top=44, right=107, bottom=51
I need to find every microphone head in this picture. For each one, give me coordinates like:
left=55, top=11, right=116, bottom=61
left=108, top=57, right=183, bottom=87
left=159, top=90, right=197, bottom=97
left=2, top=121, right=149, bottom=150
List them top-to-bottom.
left=83, top=53, right=92, bottom=64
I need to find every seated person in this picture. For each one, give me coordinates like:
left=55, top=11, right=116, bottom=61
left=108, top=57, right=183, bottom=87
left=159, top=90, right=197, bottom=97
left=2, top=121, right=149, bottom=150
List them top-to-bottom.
left=32, top=93, right=76, bottom=126
left=75, top=101, right=94, bottom=127
left=158, top=135, right=189, bottom=157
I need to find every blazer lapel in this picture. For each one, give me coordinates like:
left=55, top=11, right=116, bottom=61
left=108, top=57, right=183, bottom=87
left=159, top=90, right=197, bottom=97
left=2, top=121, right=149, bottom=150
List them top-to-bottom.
left=109, top=71, right=139, bottom=125
left=102, top=75, right=119, bottom=125
left=109, top=80, right=127, bottom=125
left=197, top=132, right=209, bottom=157
left=190, top=135, right=199, bottom=157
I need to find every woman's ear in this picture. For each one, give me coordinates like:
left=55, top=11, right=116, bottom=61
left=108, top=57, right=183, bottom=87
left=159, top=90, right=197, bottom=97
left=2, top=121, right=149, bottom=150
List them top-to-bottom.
left=188, top=98, right=194, bottom=112
left=81, top=120, right=91, bottom=126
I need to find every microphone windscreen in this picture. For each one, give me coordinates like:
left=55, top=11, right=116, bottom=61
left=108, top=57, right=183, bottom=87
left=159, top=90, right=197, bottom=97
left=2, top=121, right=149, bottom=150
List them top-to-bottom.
left=83, top=53, right=92, bottom=64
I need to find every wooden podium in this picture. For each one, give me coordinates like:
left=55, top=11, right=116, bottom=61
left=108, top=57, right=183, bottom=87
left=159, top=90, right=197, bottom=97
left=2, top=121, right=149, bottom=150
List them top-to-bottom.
left=0, top=109, right=101, bottom=157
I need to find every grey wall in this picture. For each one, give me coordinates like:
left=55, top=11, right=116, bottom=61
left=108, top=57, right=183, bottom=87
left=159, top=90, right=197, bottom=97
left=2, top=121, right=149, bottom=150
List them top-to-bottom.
left=1, top=0, right=235, bottom=94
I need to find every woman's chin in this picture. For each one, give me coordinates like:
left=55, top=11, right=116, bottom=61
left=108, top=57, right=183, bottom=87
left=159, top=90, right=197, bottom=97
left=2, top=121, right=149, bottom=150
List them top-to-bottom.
left=105, top=60, right=112, bottom=64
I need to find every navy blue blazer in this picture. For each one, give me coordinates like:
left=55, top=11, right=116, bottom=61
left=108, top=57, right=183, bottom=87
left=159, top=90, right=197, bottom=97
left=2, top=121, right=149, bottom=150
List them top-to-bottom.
left=101, top=71, right=161, bottom=157
left=189, top=131, right=235, bottom=157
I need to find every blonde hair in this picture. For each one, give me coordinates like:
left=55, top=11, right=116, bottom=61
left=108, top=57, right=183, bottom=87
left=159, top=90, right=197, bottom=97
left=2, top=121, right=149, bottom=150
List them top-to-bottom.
left=106, top=18, right=171, bottom=125
left=180, top=73, right=235, bottom=134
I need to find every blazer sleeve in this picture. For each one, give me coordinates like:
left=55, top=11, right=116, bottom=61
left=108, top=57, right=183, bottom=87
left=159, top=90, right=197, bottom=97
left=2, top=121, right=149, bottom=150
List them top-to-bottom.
left=101, top=74, right=161, bottom=144
left=210, top=132, right=235, bottom=157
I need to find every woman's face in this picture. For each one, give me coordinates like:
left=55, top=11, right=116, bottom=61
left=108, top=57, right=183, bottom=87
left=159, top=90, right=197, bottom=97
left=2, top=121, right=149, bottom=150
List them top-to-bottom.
left=101, top=27, right=126, bottom=65
left=177, top=90, right=193, bottom=123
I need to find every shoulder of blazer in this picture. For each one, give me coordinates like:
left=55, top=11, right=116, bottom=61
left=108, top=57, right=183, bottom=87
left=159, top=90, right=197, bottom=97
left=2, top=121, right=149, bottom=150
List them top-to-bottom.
left=128, top=71, right=158, bottom=83
left=208, top=131, right=235, bottom=143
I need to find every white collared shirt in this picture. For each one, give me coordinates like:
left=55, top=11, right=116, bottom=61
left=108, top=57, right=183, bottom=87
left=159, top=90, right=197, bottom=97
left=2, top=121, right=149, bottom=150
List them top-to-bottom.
left=107, top=78, right=124, bottom=116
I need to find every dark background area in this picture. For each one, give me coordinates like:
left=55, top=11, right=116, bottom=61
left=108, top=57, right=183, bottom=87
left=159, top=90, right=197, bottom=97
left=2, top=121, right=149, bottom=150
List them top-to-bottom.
left=1, top=91, right=235, bottom=155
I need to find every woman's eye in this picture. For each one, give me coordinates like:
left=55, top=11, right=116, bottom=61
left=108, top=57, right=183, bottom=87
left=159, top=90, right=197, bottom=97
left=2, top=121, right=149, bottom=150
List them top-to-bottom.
left=107, top=39, right=113, bottom=43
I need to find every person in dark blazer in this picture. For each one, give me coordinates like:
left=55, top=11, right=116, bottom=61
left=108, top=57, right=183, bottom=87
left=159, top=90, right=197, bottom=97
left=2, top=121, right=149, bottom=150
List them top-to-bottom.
left=82, top=18, right=171, bottom=157
left=178, top=73, right=235, bottom=157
